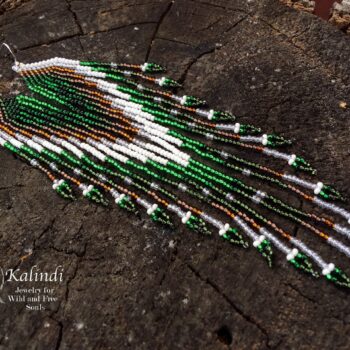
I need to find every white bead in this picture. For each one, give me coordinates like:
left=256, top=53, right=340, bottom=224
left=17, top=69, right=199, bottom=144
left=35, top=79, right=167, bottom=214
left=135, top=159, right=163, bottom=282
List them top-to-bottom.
left=12, top=63, right=21, bottom=72
left=140, top=63, right=148, bottom=72
left=158, top=77, right=166, bottom=86
left=180, top=95, right=187, bottom=105
left=208, top=109, right=214, bottom=120
left=234, top=123, right=240, bottom=134
left=262, top=134, right=268, bottom=146
left=9, top=138, right=23, bottom=149
left=61, top=140, right=84, bottom=158
left=81, top=143, right=106, bottom=161
left=288, top=154, right=297, bottom=165
left=30, top=159, right=38, bottom=167
left=49, top=162, right=57, bottom=171
left=52, top=180, right=59, bottom=190
left=314, top=181, right=324, bottom=195
left=115, top=193, right=126, bottom=204
left=147, top=204, right=158, bottom=215
left=181, top=211, right=192, bottom=224
left=219, top=223, right=230, bottom=236
left=253, top=235, right=265, bottom=247
left=259, top=235, right=265, bottom=243
left=253, top=240, right=260, bottom=248
left=286, top=248, right=299, bottom=261
left=291, top=248, right=298, bottom=256
left=286, top=253, right=293, bottom=261
left=322, top=263, right=335, bottom=276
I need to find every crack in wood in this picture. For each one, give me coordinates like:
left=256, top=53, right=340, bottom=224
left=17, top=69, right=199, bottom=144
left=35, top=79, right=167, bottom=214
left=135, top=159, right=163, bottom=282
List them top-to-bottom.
left=65, top=0, right=83, bottom=35
left=145, top=0, right=174, bottom=61
left=192, top=0, right=248, bottom=13
left=98, top=1, right=166, bottom=16
left=177, top=15, right=248, bottom=85
left=256, top=15, right=345, bottom=84
left=17, top=21, right=158, bottom=52
left=156, top=36, right=193, bottom=46
left=186, top=262, right=272, bottom=348
left=285, top=282, right=319, bottom=304
left=54, top=320, right=63, bottom=350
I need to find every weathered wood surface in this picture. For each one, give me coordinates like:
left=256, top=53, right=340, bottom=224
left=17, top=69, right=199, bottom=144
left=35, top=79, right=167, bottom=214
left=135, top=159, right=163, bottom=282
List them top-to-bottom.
left=1, top=0, right=350, bottom=349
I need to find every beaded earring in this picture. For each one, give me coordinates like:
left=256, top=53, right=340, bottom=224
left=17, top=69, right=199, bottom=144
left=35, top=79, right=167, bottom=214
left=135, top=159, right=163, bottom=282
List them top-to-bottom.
left=1, top=43, right=350, bottom=288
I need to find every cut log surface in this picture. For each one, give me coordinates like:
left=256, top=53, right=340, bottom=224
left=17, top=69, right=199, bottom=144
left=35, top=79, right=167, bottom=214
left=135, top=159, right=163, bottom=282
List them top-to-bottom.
left=1, top=0, right=350, bottom=349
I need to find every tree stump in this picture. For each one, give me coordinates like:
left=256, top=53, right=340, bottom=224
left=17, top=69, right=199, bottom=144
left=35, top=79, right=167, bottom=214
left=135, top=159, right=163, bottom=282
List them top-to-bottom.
left=0, top=0, right=350, bottom=349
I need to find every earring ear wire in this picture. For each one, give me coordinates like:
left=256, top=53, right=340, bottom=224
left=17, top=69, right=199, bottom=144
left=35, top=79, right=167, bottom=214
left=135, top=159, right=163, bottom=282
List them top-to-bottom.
left=0, top=43, right=20, bottom=71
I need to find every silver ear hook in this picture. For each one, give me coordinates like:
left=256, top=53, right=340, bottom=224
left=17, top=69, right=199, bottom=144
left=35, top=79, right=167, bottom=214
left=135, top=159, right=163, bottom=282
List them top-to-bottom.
left=0, top=43, right=20, bottom=71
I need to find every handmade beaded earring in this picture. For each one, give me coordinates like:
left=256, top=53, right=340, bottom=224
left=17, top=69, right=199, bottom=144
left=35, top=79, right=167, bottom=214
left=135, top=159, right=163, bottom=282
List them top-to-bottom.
left=1, top=43, right=350, bottom=288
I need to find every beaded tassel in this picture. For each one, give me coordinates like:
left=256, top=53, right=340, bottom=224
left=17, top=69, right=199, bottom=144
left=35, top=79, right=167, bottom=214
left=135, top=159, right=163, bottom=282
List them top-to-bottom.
left=1, top=57, right=350, bottom=288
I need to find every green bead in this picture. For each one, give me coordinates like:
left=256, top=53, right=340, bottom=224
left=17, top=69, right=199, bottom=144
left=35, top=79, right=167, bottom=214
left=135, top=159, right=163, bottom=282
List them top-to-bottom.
left=222, top=228, right=248, bottom=248
left=256, top=239, right=273, bottom=267
left=289, top=253, right=319, bottom=278
left=325, top=267, right=350, bottom=288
